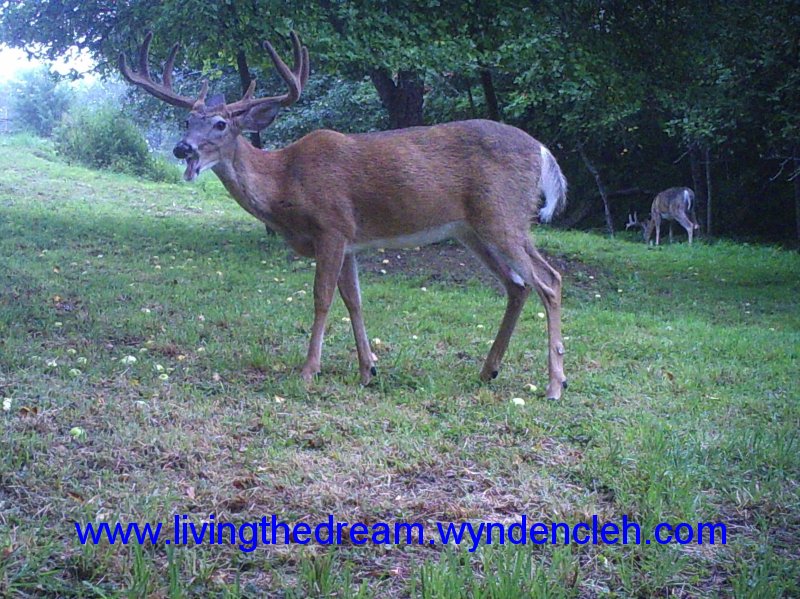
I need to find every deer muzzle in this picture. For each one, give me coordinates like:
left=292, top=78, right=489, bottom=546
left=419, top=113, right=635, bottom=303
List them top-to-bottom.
left=173, top=141, right=194, bottom=159
left=173, top=141, right=201, bottom=181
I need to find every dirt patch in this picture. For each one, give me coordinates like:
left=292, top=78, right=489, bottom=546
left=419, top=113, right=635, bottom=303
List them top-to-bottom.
left=356, top=240, right=598, bottom=291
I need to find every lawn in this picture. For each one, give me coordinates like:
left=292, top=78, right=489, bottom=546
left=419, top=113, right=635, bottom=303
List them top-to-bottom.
left=1, top=135, right=798, bottom=598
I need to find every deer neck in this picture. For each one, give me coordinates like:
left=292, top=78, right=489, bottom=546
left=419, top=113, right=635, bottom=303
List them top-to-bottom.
left=211, top=135, right=283, bottom=225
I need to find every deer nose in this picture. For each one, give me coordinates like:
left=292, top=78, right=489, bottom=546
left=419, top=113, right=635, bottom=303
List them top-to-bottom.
left=173, top=141, right=194, bottom=159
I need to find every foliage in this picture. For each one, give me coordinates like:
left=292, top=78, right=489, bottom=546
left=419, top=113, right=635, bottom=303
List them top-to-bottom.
left=1, top=0, right=797, bottom=239
left=8, top=65, right=73, bottom=137
left=262, top=74, right=388, bottom=144
left=54, top=105, right=179, bottom=183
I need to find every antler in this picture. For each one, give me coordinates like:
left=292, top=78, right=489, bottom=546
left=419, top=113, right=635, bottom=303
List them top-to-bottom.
left=226, top=31, right=309, bottom=115
left=119, top=32, right=208, bottom=110
left=625, top=211, right=640, bottom=229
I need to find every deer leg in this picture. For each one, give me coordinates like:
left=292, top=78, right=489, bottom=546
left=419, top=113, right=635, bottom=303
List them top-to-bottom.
left=675, top=214, right=695, bottom=244
left=654, top=215, right=662, bottom=246
left=668, top=221, right=674, bottom=244
left=458, top=233, right=531, bottom=384
left=301, top=235, right=346, bottom=383
left=525, top=241, right=567, bottom=400
left=337, top=253, right=377, bottom=385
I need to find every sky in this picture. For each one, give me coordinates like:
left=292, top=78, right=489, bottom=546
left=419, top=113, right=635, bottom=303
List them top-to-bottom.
left=0, top=45, right=96, bottom=82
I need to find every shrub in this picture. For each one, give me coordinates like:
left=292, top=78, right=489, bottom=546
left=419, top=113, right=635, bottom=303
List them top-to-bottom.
left=10, top=66, right=73, bottom=137
left=260, top=75, right=387, bottom=147
left=54, top=106, right=179, bottom=183
left=146, top=155, right=182, bottom=183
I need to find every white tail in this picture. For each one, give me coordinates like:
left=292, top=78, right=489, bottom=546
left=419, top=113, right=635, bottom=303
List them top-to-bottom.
left=538, top=146, right=567, bottom=223
left=683, top=188, right=693, bottom=212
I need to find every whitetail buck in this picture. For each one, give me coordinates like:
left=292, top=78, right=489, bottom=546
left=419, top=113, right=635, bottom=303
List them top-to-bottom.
left=120, top=32, right=569, bottom=399
left=626, top=187, right=700, bottom=245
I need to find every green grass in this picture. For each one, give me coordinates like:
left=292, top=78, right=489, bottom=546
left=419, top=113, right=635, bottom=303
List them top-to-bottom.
left=1, top=133, right=798, bottom=597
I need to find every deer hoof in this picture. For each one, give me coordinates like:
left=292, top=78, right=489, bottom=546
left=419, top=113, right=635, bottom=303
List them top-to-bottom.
left=300, top=365, right=320, bottom=385
left=360, top=366, right=376, bottom=386
left=479, top=367, right=498, bottom=382
left=545, top=379, right=567, bottom=400
left=545, top=386, right=561, bottom=401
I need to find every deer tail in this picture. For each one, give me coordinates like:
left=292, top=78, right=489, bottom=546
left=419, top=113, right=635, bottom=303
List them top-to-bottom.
left=538, top=145, right=567, bottom=223
left=684, top=188, right=694, bottom=212
left=685, top=188, right=700, bottom=229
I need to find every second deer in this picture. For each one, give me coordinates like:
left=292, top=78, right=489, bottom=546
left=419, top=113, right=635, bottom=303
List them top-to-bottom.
left=627, top=187, right=700, bottom=245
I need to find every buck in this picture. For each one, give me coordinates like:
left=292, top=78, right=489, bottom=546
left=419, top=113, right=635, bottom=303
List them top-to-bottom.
left=119, top=32, right=569, bottom=399
left=626, top=187, right=700, bottom=245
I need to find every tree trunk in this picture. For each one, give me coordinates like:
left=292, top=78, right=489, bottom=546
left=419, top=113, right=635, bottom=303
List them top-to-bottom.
left=236, top=49, right=262, bottom=149
left=479, top=68, right=501, bottom=121
left=370, top=69, right=425, bottom=129
left=466, top=85, right=477, bottom=118
left=689, top=143, right=704, bottom=229
left=578, top=144, right=615, bottom=236
left=704, top=145, right=713, bottom=236
left=561, top=188, right=650, bottom=229
left=558, top=200, right=594, bottom=229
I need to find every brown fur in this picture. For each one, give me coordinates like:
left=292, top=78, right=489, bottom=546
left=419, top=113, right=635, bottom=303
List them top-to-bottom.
left=121, top=34, right=569, bottom=398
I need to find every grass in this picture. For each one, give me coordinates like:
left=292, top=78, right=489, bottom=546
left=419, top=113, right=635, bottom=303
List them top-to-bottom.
left=1, top=133, right=798, bottom=597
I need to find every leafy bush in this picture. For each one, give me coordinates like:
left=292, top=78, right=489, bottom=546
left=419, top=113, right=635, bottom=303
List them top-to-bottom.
left=10, top=66, right=73, bottom=137
left=257, top=75, right=388, bottom=147
left=54, top=106, right=179, bottom=183
left=145, top=155, right=182, bottom=183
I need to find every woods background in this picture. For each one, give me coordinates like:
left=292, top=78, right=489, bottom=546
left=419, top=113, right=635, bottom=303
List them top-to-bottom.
left=1, top=0, right=798, bottom=242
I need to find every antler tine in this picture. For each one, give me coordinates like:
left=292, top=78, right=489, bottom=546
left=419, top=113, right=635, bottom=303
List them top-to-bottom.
left=138, top=31, right=153, bottom=80
left=289, top=31, right=303, bottom=78
left=118, top=32, right=199, bottom=109
left=225, top=32, right=308, bottom=114
left=288, top=32, right=310, bottom=90
left=263, top=40, right=301, bottom=106
left=162, top=42, right=180, bottom=89
left=300, top=46, right=310, bottom=88
left=118, top=49, right=138, bottom=86
left=242, top=79, right=256, bottom=101
left=192, top=80, right=209, bottom=110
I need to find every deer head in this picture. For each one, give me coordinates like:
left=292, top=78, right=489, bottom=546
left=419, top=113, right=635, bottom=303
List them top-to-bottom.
left=119, top=31, right=309, bottom=181
left=626, top=211, right=651, bottom=241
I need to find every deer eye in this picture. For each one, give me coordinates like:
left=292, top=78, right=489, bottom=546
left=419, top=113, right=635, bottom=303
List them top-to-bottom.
left=214, top=121, right=227, bottom=131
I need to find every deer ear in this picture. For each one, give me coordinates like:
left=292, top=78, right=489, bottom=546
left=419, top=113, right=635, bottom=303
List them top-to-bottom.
left=233, top=101, right=281, bottom=132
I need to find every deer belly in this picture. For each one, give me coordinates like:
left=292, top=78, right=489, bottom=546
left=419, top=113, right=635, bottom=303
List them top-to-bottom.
left=349, top=221, right=467, bottom=252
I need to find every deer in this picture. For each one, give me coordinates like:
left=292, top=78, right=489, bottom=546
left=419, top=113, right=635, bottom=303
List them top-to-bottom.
left=119, top=32, right=569, bottom=399
left=626, top=187, right=700, bottom=245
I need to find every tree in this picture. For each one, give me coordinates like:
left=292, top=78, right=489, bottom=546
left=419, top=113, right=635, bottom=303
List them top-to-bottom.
left=0, top=0, right=430, bottom=129
left=501, top=3, right=645, bottom=235
left=9, top=66, right=73, bottom=137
